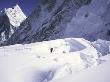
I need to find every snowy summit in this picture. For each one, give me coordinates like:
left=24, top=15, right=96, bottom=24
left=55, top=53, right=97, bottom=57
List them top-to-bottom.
left=5, top=4, right=27, bottom=27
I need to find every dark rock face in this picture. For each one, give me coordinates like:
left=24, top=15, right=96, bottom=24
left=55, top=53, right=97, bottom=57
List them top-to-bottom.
left=4, top=0, right=92, bottom=46
left=0, top=13, right=11, bottom=42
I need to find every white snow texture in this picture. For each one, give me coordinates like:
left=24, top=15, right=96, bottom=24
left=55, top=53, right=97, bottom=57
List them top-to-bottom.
left=0, top=0, right=110, bottom=82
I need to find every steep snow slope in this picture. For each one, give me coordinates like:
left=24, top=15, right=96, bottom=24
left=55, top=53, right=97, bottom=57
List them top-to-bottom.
left=4, top=0, right=92, bottom=45
left=4, top=0, right=110, bottom=46
left=64, top=0, right=110, bottom=41
left=0, top=5, right=26, bottom=43
left=0, top=38, right=101, bottom=82
left=91, top=39, right=110, bottom=56
left=50, top=54, right=110, bottom=82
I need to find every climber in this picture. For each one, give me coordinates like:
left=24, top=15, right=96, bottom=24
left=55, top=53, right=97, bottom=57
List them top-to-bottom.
left=50, top=48, right=53, bottom=53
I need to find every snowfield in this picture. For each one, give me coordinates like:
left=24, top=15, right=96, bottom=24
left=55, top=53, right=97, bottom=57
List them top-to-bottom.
left=0, top=38, right=103, bottom=82
left=51, top=54, right=110, bottom=82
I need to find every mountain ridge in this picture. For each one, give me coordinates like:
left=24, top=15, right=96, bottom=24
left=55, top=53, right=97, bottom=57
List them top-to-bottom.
left=2, top=0, right=92, bottom=46
left=2, top=0, right=110, bottom=46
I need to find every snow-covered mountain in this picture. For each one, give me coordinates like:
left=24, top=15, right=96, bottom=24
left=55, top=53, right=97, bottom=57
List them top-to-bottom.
left=0, top=0, right=110, bottom=82
left=3, top=0, right=110, bottom=46
left=3, top=0, right=92, bottom=45
left=0, top=4, right=26, bottom=43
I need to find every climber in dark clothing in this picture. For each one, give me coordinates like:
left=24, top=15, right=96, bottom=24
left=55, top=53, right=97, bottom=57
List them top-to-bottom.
left=50, top=48, right=53, bottom=53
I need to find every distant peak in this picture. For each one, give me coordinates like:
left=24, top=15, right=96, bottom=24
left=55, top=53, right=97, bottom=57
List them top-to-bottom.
left=4, top=4, right=27, bottom=27
left=14, top=4, right=21, bottom=10
left=15, top=4, right=19, bottom=7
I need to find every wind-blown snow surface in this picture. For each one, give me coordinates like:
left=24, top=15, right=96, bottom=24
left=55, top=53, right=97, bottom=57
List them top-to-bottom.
left=0, top=38, right=101, bottom=82
left=50, top=54, right=110, bottom=82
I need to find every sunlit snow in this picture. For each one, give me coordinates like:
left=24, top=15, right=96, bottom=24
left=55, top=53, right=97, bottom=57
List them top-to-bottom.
left=0, top=38, right=101, bottom=82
